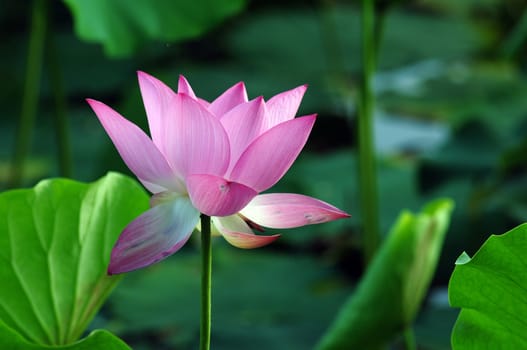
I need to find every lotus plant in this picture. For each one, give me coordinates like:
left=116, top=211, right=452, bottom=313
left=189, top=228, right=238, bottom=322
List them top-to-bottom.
left=87, top=72, right=349, bottom=274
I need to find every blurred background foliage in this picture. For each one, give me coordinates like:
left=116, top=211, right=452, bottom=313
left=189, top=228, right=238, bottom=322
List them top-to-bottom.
left=1, top=0, right=527, bottom=348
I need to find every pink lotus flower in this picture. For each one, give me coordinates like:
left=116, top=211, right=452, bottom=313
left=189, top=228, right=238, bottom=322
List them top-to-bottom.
left=87, top=72, right=349, bottom=274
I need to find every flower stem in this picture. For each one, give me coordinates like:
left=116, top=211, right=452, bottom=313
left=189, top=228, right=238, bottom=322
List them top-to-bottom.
left=7, top=0, right=47, bottom=188
left=358, top=0, right=380, bottom=264
left=200, top=214, right=212, bottom=350
left=403, top=327, right=417, bottom=350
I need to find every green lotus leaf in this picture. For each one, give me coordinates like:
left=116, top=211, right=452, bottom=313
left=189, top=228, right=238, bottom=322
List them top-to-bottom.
left=63, top=0, right=246, bottom=57
left=0, top=172, right=149, bottom=345
left=449, top=223, right=527, bottom=349
left=0, top=320, right=130, bottom=349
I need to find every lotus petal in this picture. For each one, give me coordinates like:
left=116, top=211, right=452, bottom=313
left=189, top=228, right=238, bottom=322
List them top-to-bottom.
left=137, top=71, right=176, bottom=151
left=177, top=75, right=197, bottom=98
left=178, top=75, right=211, bottom=105
left=208, top=82, right=248, bottom=117
left=264, top=85, right=307, bottom=131
left=164, top=94, right=230, bottom=177
left=219, top=97, right=266, bottom=171
left=86, top=99, right=184, bottom=194
left=229, top=115, right=316, bottom=191
left=187, top=174, right=257, bottom=216
left=240, top=193, right=350, bottom=228
left=108, top=196, right=200, bottom=274
left=212, top=215, right=280, bottom=249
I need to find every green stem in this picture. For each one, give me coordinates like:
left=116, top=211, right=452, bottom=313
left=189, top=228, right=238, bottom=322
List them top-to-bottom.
left=7, top=0, right=47, bottom=188
left=358, top=0, right=380, bottom=264
left=373, top=4, right=387, bottom=64
left=46, top=20, right=73, bottom=178
left=200, top=214, right=212, bottom=350
left=403, top=327, right=417, bottom=350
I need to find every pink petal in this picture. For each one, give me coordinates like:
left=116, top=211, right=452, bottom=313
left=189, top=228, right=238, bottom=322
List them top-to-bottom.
left=137, top=71, right=176, bottom=150
left=177, top=75, right=197, bottom=99
left=177, top=75, right=211, bottom=107
left=208, top=82, right=248, bottom=117
left=264, top=85, right=307, bottom=131
left=164, top=94, right=230, bottom=178
left=219, top=97, right=266, bottom=171
left=86, top=99, right=184, bottom=194
left=229, top=115, right=316, bottom=192
left=187, top=174, right=257, bottom=216
left=140, top=180, right=169, bottom=194
left=240, top=193, right=350, bottom=229
left=108, top=196, right=200, bottom=274
left=212, top=216, right=280, bottom=249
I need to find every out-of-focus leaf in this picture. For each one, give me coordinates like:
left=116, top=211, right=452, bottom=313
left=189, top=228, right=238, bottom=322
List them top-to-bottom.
left=63, top=0, right=247, bottom=57
left=416, top=0, right=500, bottom=15
left=228, top=5, right=484, bottom=77
left=501, top=8, right=527, bottom=58
left=379, top=11, right=485, bottom=69
left=43, top=33, right=135, bottom=95
left=380, top=62, right=527, bottom=136
left=419, top=120, right=502, bottom=192
left=0, top=172, right=149, bottom=345
left=484, top=175, right=527, bottom=225
left=421, top=180, right=475, bottom=284
left=316, top=199, right=454, bottom=350
left=449, top=223, right=527, bottom=349
left=108, top=250, right=350, bottom=350
left=0, top=321, right=130, bottom=349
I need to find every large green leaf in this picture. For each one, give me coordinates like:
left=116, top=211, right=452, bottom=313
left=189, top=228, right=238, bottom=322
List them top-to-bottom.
left=63, top=0, right=247, bottom=57
left=0, top=172, right=149, bottom=346
left=316, top=199, right=454, bottom=350
left=449, top=223, right=527, bottom=349
left=0, top=321, right=130, bottom=349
